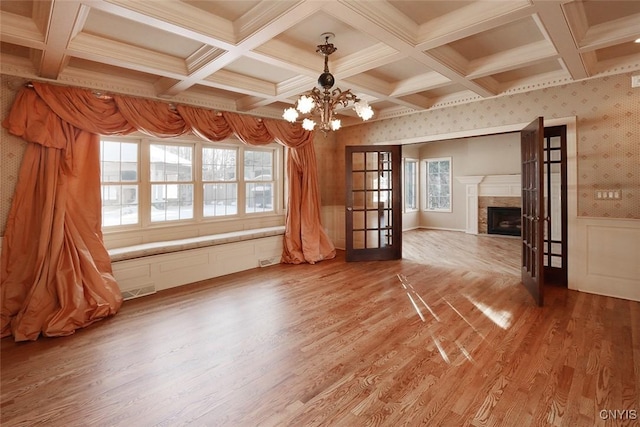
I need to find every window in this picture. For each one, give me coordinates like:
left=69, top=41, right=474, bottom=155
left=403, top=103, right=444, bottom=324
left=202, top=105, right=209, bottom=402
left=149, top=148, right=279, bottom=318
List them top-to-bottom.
left=99, top=137, right=281, bottom=229
left=100, top=140, right=139, bottom=226
left=150, top=143, right=194, bottom=222
left=203, top=147, right=237, bottom=217
left=245, top=149, right=274, bottom=213
left=424, top=157, right=451, bottom=212
left=403, top=158, right=418, bottom=212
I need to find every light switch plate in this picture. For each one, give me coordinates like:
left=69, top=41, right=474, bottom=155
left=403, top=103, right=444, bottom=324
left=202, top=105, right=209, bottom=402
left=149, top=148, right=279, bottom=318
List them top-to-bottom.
left=632, top=75, right=640, bottom=88
left=595, top=190, right=622, bottom=200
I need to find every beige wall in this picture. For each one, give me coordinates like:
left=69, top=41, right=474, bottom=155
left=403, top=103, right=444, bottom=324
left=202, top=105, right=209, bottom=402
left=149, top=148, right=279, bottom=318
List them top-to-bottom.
left=336, top=72, right=639, bottom=220
left=313, top=130, right=339, bottom=207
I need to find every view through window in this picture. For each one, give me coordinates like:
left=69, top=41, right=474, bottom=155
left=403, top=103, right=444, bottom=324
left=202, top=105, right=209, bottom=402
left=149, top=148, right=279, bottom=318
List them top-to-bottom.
left=100, top=138, right=279, bottom=228
left=425, top=157, right=451, bottom=212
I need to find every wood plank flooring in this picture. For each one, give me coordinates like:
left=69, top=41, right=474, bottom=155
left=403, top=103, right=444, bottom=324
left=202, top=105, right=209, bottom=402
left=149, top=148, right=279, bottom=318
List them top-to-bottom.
left=2, top=229, right=639, bottom=426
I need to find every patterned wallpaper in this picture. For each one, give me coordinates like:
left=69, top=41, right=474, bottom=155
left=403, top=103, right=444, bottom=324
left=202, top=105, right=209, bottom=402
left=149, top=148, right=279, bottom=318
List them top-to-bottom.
left=337, top=72, right=639, bottom=219
left=1, top=73, right=639, bottom=237
left=1, top=76, right=28, bottom=236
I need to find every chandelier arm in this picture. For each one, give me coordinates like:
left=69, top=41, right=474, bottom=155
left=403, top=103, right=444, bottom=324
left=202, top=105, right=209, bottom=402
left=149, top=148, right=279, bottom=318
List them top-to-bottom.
left=307, top=88, right=324, bottom=115
left=330, top=88, right=358, bottom=109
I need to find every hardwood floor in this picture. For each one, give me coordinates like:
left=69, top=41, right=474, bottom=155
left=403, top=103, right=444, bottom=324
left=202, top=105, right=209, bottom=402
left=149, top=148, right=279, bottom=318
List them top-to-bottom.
left=2, top=230, right=639, bottom=426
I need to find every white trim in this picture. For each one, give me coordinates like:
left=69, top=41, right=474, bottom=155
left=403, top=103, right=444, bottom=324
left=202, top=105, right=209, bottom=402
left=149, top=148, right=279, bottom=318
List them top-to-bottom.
left=402, top=157, right=419, bottom=213
left=479, top=174, right=521, bottom=197
left=456, top=176, right=483, bottom=234
left=419, top=226, right=466, bottom=233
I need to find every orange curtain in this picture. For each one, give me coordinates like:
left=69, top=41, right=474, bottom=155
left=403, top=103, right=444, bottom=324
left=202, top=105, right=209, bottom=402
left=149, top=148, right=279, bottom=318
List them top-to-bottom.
left=2, top=82, right=334, bottom=341
left=1, top=89, right=122, bottom=341
left=281, top=142, right=335, bottom=264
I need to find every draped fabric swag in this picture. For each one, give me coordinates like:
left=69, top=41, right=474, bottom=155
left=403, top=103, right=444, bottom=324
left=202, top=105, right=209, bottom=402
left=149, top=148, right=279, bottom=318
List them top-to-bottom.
left=2, top=82, right=335, bottom=341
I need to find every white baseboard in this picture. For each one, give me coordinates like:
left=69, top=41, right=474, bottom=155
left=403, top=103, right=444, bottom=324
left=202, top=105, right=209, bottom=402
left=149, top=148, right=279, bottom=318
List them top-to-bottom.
left=418, top=226, right=467, bottom=233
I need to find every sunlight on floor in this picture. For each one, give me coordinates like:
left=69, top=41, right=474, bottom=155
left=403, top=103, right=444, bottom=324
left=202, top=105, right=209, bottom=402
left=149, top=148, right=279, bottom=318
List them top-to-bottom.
left=397, top=273, right=480, bottom=366
left=397, top=274, right=440, bottom=322
left=405, top=291, right=426, bottom=322
left=441, top=296, right=486, bottom=341
left=466, top=297, right=513, bottom=329
left=431, top=333, right=450, bottom=364
left=455, top=340, right=476, bottom=364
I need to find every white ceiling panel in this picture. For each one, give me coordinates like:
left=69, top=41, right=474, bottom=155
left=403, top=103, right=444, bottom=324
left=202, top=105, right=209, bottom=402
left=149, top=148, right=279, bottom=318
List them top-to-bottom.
left=1, top=0, right=638, bottom=121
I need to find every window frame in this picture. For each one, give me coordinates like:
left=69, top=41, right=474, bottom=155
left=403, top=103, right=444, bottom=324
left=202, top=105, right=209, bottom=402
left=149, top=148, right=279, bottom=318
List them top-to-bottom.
left=99, top=135, right=284, bottom=234
left=99, top=139, right=140, bottom=227
left=148, top=141, right=196, bottom=224
left=202, top=145, right=240, bottom=218
left=243, top=147, right=277, bottom=214
left=402, top=157, right=419, bottom=213
left=423, top=157, right=452, bottom=213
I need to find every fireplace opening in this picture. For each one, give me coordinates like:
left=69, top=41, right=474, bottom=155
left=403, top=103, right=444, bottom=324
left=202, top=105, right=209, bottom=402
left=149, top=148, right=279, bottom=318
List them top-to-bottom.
left=487, top=207, right=521, bottom=236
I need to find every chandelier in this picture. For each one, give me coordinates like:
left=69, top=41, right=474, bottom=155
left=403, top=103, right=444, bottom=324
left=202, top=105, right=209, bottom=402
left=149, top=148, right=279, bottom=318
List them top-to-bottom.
left=283, top=33, right=374, bottom=134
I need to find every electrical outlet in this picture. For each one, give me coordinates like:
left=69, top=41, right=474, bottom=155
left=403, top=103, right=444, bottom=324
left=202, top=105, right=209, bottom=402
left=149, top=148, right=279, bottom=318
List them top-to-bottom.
left=632, top=75, right=640, bottom=88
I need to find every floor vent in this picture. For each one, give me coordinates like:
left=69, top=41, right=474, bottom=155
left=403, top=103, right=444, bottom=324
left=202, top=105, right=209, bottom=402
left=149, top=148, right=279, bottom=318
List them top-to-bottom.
left=259, top=257, right=280, bottom=267
left=121, top=285, right=157, bottom=301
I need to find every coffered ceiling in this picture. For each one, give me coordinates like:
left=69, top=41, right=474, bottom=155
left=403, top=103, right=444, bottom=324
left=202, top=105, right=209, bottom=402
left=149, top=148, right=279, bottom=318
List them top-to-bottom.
left=2, top=0, right=639, bottom=125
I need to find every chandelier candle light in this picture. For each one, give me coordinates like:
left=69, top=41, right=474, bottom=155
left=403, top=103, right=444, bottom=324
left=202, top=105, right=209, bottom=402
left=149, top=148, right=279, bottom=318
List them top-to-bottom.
left=283, top=33, right=374, bottom=134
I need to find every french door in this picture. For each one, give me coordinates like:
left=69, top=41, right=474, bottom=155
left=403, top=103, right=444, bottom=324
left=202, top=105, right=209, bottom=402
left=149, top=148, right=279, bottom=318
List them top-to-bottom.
left=521, top=118, right=545, bottom=306
left=543, top=126, right=568, bottom=286
left=345, top=145, right=402, bottom=262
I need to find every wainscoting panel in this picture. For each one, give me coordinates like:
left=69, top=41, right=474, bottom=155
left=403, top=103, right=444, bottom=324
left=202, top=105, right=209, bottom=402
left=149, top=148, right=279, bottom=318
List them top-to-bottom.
left=570, top=218, right=640, bottom=301
left=586, top=225, right=640, bottom=280
left=111, top=235, right=284, bottom=295
left=254, top=238, right=282, bottom=256
left=214, top=243, right=262, bottom=277
left=158, top=253, right=209, bottom=273
left=112, top=264, right=150, bottom=282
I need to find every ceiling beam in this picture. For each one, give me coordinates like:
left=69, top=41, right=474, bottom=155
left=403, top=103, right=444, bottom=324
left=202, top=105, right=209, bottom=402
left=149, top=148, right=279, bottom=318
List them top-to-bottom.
left=39, top=0, right=86, bottom=79
left=416, top=0, right=534, bottom=50
left=532, top=0, right=588, bottom=80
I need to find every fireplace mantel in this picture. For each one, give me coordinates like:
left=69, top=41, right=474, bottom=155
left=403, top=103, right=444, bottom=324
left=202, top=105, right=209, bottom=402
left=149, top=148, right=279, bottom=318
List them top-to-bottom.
left=456, top=175, right=521, bottom=234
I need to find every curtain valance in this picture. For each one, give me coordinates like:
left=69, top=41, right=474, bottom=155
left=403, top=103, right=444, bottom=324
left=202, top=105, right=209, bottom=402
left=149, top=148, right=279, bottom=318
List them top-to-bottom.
left=29, top=82, right=315, bottom=147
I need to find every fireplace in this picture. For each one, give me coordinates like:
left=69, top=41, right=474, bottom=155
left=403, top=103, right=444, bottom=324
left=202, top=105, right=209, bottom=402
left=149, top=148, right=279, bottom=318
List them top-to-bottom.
left=487, top=207, right=521, bottom=236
